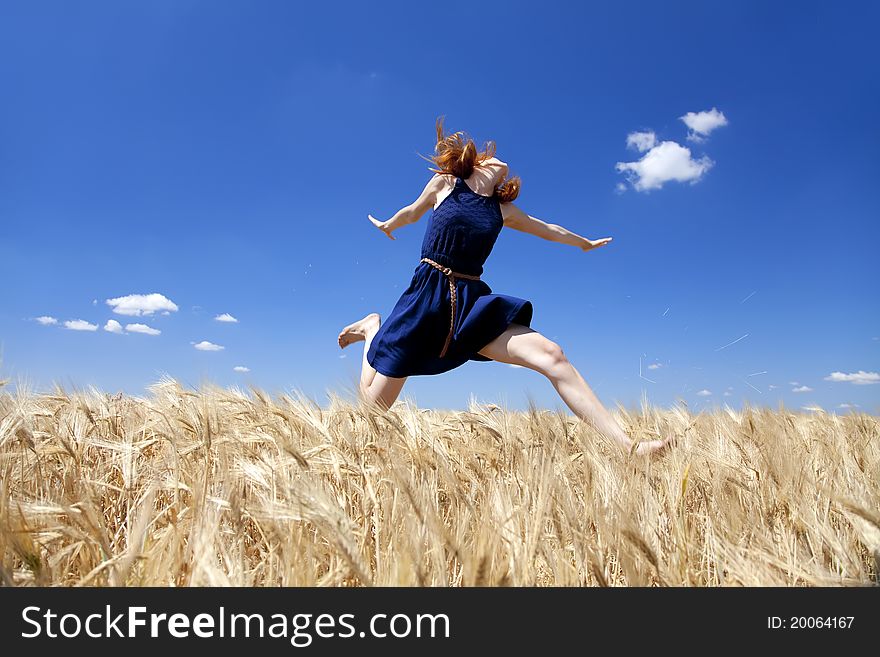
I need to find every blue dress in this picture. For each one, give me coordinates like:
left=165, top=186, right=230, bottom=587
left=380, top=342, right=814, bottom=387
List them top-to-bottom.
left=367, top=176, right=534, bottom=377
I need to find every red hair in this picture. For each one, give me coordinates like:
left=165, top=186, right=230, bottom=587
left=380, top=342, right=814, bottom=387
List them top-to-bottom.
left=421, top=116, right=521, bottom=202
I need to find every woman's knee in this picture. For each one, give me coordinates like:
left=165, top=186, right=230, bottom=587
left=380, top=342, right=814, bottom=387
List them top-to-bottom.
left=533, top=337, right=570, bottom=377
left=361, top=375, right=405, bottom=411
left=361, top=386, right=391, bottom=412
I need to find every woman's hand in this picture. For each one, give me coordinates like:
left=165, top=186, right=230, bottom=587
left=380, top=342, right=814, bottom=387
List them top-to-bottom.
left=368, top=214, right=396, bottom=240
left=581, top=236, right=613, bottom=251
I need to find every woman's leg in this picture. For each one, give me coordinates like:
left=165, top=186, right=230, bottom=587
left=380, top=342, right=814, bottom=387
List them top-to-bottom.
left=338, top=312, right=408, bottom=411
left=478, top=323, right=668, bottom=455
left=361, top=372, right=408, bottom=411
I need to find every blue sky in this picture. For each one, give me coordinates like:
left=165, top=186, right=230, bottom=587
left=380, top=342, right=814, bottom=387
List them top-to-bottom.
left=1, top=1, right=878, bottom=413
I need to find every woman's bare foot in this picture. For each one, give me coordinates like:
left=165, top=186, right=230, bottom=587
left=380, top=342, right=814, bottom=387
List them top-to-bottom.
left=338, top=313, right=381, bottom=348
left=632, top=437, right=673, bottom=456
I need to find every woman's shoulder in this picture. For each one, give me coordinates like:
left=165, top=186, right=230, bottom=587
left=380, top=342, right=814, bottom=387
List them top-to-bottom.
left=478, top=156, right=509, bottom=176
left=429, top=172, right=458, bottom=193
left=429, top=173, right=459, bottom=210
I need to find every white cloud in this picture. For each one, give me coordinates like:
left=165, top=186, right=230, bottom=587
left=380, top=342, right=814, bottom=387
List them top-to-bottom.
left=680, top=107, right=728, bottom=142
left=626, top=130, right=657, bottom=152
left=616, top=140, right=714, bottom=192
left=614, top=182, right=627, bottom=195
left=106, top=293, right=178, bottom=317
left=214, top=313, right=239, bottom=323
left=35, top=316, right=57, bottom=325
left=64, top=319, right=98, bottom=331
left=104, top=319, right=124, bottom=334
left=126, top=323, right=161, bottom=336
left=193, top=341, right=224, bottom=351
left=647, top=362, right=663, bottom=370
left=233, top=366, right=250, bottom=373
left=824, top=370, right=880, bottom=385
left=788, top=381, right=800, bottom=386
left=768, top=384, right=778, bottom=390
left=792, top=385, right=813, bottom=393
left=697, top=389, right=712, bottom=396
left=723, top=391, right=732, bottom=397
left=837, top=403, right=859, bottom=409
left=801, top=405, right=823, bottom=412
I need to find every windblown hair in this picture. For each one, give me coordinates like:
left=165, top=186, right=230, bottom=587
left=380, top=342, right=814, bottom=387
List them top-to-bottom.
left=421, top=116, right=521, bottom=203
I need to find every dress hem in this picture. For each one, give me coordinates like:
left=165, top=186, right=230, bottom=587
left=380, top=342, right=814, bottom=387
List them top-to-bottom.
left=366, top=298, right=534, bottom=376
left=468, top=298, right=533, bottom=363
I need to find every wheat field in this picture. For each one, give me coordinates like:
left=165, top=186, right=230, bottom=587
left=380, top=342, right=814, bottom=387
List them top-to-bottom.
left=1, top=377, right=877, bottom=586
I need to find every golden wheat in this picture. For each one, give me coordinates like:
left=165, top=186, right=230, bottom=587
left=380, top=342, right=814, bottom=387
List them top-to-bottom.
left=1, top=377, right=877, bottom=586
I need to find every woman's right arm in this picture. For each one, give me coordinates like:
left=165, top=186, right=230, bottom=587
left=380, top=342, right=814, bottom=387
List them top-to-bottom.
left=368, top=174, right=448, bottom=240
left=499, top=202, right=613, bottom=251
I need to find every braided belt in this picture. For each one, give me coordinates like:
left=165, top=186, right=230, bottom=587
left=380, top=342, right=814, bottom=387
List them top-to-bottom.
left=420, top=257, right=481, bottom=358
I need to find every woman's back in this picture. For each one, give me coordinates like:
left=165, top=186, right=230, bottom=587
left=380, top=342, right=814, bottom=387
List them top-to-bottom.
left=432, top=158, right=508, bottom=207
left=419, top=175, right=504, bottom=277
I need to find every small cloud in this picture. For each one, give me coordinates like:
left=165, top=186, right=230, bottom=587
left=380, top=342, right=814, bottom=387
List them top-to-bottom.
left=680, top=107, right=728, bottom=142
left=626, top=130, right=657, bottom=152
left=616, top=140, right=714, bottom=192
left=614, top=182, right=627, bottom=195
left=106, top=293, right=178, bottom=317
left=91, top=299, right=97, bottom=305
left=214, top=313, right=239, bottom=323
left=35, top=316, right=58, bottom=325
left=64, top=319, right=98, bottom=331
left=104, top=319, right=124, bottom=334
left=126, top=323, right=161, bottom=336
left=193, top=341, right=224, bottom=351
left=339, top=354, right=347, bottom=359
left=647, top=362, right=663, bottom=370
left=233, top=366, right=250, bottom=373
left=824, top=370, right=880, bottom=385
left=788, top=381, right=800, bottom=386
left=768, top=384, right=778, bottom=390
left=792, top=385, right=813, bottom=393
left=697, top=389, right=712, bottom=396
left=723, top=391, right=732, bottom=397
left=837, top=403, right=859, bottom=409
left=801, top=405, right=824, bottom=412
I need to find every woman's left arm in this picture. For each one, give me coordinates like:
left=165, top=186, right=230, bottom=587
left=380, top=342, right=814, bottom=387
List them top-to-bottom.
left=368, top=175, right=446, bottom=240
left=499, top=202, right=613, bottom=251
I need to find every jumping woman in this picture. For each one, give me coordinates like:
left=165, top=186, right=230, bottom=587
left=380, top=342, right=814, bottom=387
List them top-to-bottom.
left=338, top=118, right=669, bottom=455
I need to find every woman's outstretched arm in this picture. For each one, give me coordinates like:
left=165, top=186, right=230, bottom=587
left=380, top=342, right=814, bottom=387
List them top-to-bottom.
left=368, top=174, right=446, bottom=240
left=499, top=202, right=613, bottom=252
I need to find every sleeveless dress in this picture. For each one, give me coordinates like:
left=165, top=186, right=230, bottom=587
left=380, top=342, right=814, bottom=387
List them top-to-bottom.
left=366, top=176, right=534, bottom=377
